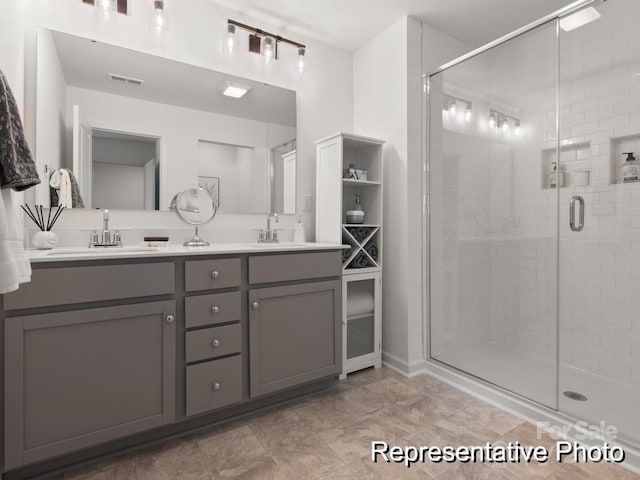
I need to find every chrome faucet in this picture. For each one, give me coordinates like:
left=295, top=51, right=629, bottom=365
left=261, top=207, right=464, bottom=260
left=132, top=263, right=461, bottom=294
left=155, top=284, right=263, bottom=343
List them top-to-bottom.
left=89, top=209, right=123, bottom=247
left=259, top=213, right=280, bottom=243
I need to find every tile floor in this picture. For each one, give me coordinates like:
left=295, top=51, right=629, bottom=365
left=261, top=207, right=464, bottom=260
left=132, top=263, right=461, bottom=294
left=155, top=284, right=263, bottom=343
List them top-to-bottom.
left=52, top=368, right=639, bottom=480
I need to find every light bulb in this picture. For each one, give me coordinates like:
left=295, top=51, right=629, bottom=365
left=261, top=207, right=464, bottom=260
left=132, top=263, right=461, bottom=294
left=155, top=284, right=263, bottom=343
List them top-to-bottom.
left=96, top=0, right=115, bottom=19
left=153, top=1, right=167, bottom=32
left=226, top=24, right=236, bottom=54
left=262, top=36, right=275, bottom=62
left=297, top=47, right=305, bottom=74
left=449, top=101, right=457, bottom=115
left=465, top=103, right=472, bottom=122
left=489, top=112, right=496, bottom=128
left=514, top=120, right=521, bottom=136
left=502, top=121, right=509, bottom=132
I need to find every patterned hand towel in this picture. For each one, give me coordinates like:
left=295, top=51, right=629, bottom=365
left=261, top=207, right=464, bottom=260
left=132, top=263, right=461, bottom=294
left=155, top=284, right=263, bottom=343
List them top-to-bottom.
left=0, top=70, right=40, bottom=191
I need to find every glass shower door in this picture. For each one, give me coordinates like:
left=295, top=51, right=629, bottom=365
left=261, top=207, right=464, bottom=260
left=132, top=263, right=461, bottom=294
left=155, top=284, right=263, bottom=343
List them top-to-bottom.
left=557, top=0, right=640, bottom=445
left=428, top=21, right=559, bottom=408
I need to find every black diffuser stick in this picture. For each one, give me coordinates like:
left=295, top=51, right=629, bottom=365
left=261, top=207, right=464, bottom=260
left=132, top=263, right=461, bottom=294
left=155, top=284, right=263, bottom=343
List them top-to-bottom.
left=21, top=205, right=41, bottom=230
left=46, top=206, right=52, bottom=232
left=49, top=206, right=65, bottom=230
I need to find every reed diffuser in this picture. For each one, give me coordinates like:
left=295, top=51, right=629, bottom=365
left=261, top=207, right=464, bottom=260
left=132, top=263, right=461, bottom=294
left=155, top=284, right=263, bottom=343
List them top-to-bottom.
left=21, top=204, right=65, bottom=250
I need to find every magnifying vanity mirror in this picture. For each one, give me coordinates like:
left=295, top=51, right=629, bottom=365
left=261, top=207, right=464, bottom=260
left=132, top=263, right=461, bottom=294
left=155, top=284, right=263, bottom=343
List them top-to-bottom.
left=33, top=29, right=297, bottom=215
left=170, top=187, right=217, bottom=247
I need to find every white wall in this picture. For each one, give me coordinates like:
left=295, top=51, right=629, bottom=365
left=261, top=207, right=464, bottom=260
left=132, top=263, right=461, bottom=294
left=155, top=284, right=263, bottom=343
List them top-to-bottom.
left=18, top=0, right=352, bottom=243
left=353, top=16, right=469, bottom=374
left=34, top=29, right=66, bottom=206
left=66, top=86, right=291, bottom=211
left=93, top=162, right=145, bottom=209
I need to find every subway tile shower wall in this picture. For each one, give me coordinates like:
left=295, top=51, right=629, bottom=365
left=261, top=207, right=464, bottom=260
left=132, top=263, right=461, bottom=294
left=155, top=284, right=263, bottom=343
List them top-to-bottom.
left=487, top=0, right=640, bottom=385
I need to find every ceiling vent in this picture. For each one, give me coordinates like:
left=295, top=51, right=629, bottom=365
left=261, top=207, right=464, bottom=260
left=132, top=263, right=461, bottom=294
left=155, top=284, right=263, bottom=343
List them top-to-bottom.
left=107, top=73, right=144, bottom=86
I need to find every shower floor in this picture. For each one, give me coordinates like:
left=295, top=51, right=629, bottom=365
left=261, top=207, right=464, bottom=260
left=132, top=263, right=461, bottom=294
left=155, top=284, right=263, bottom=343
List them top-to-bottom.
left=435, top=341, right=640, bottom=443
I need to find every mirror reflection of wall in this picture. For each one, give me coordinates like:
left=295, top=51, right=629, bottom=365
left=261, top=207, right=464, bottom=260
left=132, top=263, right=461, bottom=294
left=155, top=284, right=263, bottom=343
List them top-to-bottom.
left=34, top=28, right=297, bottom=215
left=92, top=130, right=159, bottom=210
left=271, top=140, right=297, bottom=215
left=198, top=141, right=268, bottom=214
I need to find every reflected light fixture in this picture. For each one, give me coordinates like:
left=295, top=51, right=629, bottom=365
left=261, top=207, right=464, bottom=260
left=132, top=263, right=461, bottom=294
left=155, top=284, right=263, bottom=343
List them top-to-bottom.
left=153, top=1, right=168, bottom=32
left=559, top=6, right=601, bottom=32
left=227, top=19, right=307, bottom=73
left=222, top=82, right=252, bottom=98
left=442, top=94, right=472, bottom=121
left=465, top=101, right=472, bottom=121
left=489, top=109, right=521, bottom=134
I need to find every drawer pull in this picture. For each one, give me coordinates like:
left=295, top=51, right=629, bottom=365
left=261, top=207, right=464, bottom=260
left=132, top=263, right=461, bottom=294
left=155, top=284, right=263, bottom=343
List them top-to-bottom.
left=211, top=270, right=220, bottom=279
left=252, top=301, right=260, bottom=310
left=211, top=305, right=220, bottom=314
left=166, top=315, right=175, bottom=323
left=211, top=339, right=221, bottom=348
left=212, top=381, right=221, bottom=391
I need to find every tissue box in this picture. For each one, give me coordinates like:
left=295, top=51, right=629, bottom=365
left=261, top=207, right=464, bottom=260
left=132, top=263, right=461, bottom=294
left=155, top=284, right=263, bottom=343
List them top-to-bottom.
left=343, top=168, right=368, bottom=181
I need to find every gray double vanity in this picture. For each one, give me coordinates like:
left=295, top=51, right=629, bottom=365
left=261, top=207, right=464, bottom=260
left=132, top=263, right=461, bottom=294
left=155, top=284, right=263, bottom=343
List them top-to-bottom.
left=1, top=245, right=343, bottom=478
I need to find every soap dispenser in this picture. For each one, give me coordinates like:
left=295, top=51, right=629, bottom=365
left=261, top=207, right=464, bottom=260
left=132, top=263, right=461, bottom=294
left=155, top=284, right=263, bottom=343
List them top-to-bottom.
left=622, top=152, right=639, bottom=182
left=549, top=162, right=564, bottom=188
left=293, top=216, right=306, bottom=243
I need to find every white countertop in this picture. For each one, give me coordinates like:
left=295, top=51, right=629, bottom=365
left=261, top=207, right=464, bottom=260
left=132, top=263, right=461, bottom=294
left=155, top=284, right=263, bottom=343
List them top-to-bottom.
left=27, top=243, right=348, bottom=263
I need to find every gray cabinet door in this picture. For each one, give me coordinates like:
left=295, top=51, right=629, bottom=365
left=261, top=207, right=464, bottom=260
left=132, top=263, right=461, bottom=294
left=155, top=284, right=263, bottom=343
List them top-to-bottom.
left=249, top=281, right=341, bottom=397
left=4, top=301, right=176, bottom=469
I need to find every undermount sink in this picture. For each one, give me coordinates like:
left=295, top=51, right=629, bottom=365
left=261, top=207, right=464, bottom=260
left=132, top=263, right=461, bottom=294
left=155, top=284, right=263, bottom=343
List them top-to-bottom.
left=45, top=247, right=158, bottom=256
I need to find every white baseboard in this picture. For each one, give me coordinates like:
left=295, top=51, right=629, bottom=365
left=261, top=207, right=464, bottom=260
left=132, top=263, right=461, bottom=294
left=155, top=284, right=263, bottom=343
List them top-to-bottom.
left=381, top=351, right=427, bottom=377
left=420, top=359, right=640, bottom=475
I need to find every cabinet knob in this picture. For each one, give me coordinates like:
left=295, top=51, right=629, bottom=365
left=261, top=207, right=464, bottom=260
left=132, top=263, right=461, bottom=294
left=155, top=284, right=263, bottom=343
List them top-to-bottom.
left=211, top=270, right=220, bottom=279
left=252, top=301, right=260, bottom=310
left=211, top=305, right=220, bottom=314
left=166, top=315, right=175, bottom=323
left=211, top=339, right=221, bottom=348
left=212, top=381, right=221, bottom=391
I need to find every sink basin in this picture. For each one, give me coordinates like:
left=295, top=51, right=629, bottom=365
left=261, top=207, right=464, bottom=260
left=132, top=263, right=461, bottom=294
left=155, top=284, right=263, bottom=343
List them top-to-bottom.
left=45, top=247, right=158, bottom=256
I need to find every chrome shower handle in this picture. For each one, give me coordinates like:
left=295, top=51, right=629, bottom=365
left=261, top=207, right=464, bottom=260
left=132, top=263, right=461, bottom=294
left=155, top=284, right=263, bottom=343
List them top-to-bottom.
left=570, top=195, right=585, bottom=232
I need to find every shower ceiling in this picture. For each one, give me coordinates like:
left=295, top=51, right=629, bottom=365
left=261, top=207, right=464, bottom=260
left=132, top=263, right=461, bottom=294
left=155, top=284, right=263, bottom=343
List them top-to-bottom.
left=209, top=0, right=577, bottom=50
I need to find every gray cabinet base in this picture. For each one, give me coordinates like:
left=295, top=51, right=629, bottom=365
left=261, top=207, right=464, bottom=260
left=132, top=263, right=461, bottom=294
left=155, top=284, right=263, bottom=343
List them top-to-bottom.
left=2, top=377, right=336, bottom=480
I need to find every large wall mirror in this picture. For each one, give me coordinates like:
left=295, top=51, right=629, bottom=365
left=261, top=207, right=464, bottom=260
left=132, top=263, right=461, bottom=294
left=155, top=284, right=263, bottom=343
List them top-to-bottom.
left=34, top=29, right=297, bottom=214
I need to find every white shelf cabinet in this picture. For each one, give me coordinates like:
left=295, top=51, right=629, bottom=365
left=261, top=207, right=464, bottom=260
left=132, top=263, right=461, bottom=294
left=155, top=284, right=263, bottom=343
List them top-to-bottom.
left=315, top=132, right=384, bottom=378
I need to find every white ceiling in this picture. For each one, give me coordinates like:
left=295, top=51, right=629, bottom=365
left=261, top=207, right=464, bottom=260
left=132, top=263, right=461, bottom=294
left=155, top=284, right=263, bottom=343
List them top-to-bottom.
left=210, top=0, right=576, bottom=51
left=52, top=31, right=296, bottom=127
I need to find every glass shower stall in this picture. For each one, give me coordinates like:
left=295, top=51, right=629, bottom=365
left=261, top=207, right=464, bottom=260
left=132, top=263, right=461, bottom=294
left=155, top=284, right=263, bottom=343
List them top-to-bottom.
left=427, top=0, right=640, bottom=448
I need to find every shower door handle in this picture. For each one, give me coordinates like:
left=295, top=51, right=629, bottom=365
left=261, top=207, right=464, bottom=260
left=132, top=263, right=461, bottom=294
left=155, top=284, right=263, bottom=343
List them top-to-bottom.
left=570, top=196, right=585, bottom=232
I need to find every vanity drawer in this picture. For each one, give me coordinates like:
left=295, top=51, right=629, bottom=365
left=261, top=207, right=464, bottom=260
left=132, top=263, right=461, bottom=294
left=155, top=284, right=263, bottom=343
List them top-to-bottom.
left=249, top=251, right=342, bottom=285
left=185, top=258, right=241, bottom=292
left=3, top=263, right=175, bottom=310
left=185, top=292, right=241, bottom=328
left=186, top=324, right=241, bottom=363
left=186, top=356, right=242, bottom=416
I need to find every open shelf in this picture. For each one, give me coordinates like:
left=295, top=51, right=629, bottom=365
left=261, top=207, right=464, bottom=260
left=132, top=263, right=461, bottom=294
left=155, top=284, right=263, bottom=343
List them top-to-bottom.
left=611, top=133, right=640, bottom=185
left=541, top=141, right=591, bottom=189
left=342, top=179, right=381, bottom=186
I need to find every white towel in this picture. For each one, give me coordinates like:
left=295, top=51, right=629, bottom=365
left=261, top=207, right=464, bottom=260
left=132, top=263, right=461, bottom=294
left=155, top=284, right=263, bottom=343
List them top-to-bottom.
left=50, top=169, right=72, bottom=208
left=0, top=189, right=31, bottom=294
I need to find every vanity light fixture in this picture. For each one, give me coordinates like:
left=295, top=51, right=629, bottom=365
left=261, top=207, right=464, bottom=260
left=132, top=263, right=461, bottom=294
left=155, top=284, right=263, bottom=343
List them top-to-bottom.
left=153, top=1, right=168, bottom=32
left=226, top=19, right=307, bottom=72
left=222, top=82, right=252, bottom=98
